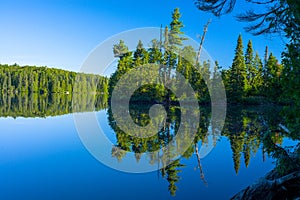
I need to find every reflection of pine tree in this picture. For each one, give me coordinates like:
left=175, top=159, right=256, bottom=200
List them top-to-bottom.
left=222, top=106, right=289, bottom=174
left=224, top=108, right=252, bottom=174
left=224, top=108, right=243, bottom=174
left=230, top=135, right=244, bottom=174
left=243, top=143, right=251, bottom=168
left=111, top=146, right=126, bottom=162
left=134, top=152, right=142, bottom=163
left=162, top=160, right=185, bottom=196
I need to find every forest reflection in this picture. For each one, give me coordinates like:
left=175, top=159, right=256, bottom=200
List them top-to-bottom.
left=0, top=93, right=107, bottom=118
left=0, top=93, right=298, bottom=197
left=108, top=103, right=297, bottom=196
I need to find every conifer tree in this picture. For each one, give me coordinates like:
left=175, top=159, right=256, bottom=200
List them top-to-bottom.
left=169, top=8, right=186, bottom=50
left=281, top=16, right=300, bottom=105
left=163, top=26, right=169, bottom=50
left=227, top=34, right=246, bottom=103
left=149, top=39, right=162, bottom=64
left=109, top=40, right=132, bottom=97
left=113, top=40, right=128, bottom=58
left=133, top=40, right=149, bottom=66
left=244, top=40, right=255, bottom=96
left=180, top=45, right=196, bottom=80
left=252, top=52, right=263, bottom=95
left=264, top=53, right=283, bottom=100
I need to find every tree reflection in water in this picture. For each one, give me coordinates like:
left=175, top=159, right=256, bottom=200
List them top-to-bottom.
left=1, top=93, right=298, bottom=197
left=108, top=102, right=299, bottom=197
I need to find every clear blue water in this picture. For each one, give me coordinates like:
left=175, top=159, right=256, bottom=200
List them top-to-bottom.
left=0, top=109, right=277, bottom=200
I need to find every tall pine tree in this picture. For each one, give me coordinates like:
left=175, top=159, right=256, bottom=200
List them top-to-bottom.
left=169, top=8, right=186, bottom=50
left=227, top=34, right=246, bottom=103
left=133, top=40, right=149, bottom=66
left=244, top=40, right=255, bottom=96
left=252, top=52, right=263, bottom=96
left=264, top=53, right=283, bottom=100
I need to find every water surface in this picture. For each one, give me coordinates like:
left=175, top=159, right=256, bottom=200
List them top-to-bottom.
left=0, top=94, right=294, bottom=199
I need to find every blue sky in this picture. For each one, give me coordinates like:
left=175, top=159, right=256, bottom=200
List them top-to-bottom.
left=0, top=0, right=286, bottom=72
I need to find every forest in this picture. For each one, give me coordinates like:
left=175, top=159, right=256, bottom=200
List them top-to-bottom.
left=0, top=1, right=299, bottom=198
left=108, top=5, right=300, bottom=198
left=109, top=8, right=286, bottom=106
left=0, top=9, right=290, bottom=107
left=0, top=63, right=108, bottom=95
left=0, top=64, right=108, bottom=117
left=0, top=92, right=107, bottom=118
left=108, top=103, right=297, bottom=197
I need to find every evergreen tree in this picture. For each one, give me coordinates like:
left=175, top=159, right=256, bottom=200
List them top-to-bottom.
left=166, top=8, right=186, bottom=82
left=169, top=8, right=186, bottom=50
left=281, top=8, right=300, bottom=105
left=163, top=26, right=169, bottom=50
left=227, top=34, right=246, bottom=103
left=149, top=39, right=162, bottom=64
left=113, top=40, right=128, bottom=58
left=133, top=40, right=149, bottom=66
left=244, top=40, right=255, bottom=96
left=108, top=44, right=133, bottom=98
left=179, top=45, right=196, bottom=80
left=252, top=52, right=264, bottom=95
left=264, top=53, right=283, bottom=100
left=163, top=160, right=184, bottom=196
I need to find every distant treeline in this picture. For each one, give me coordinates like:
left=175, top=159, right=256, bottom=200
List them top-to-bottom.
left=0, top=64, right=108, bottom=95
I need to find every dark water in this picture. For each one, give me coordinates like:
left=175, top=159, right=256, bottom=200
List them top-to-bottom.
left=0, top=94, right=297, bottom=199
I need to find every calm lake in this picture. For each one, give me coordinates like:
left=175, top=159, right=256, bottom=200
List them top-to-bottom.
left=0, top=94, right=296, bottom=199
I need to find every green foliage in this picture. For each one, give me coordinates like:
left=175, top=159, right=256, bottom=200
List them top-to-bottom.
left=281, top=4, right=300, bottom=106
left=108, top=8, right=211, bottom=105
left=169, top=8, right=187, bottom=49
left=109, top=11, right=290, bottom=107
left=220, top=35, right=283, bottom=104
left=226, top=35, right=246, bottom=103
left=149, top=39, right=163, bottom=64
left=113, top=40, right=129, bottom=58
left=133, top=40, right=149, bottom=66
left=244, top=40, right=256, bottom=96
left=108, top=46, right=133, bottom=98
left=252, top=52, right=264, bottom=95
left=263, top=53, right=283, bottom=101
left=0, top=64, right=108, bottom=95
left=0, top=92, right=107, bottom=118
left=107, top=101, right=209, bottom=196
left=107, top=102, right=298, bottom=195
left=222, top=106, right=294, bottom=175
left=262, top=131, right=299, bottom=175
left=163, top=160, right=185, bottom=196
